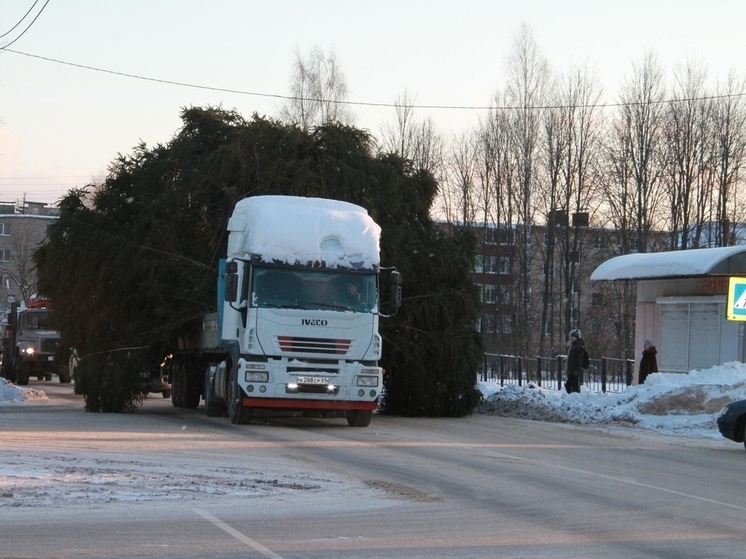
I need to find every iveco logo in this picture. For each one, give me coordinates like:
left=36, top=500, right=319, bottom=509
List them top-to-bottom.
left=302, top=318, right=328, bottom=326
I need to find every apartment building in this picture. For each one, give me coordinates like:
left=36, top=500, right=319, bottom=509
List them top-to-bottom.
left=0, top=201, right=59, bottom=314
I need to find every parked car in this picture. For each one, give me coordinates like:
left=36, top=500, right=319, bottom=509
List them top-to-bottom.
left=717, top=399, right=746, bottom=449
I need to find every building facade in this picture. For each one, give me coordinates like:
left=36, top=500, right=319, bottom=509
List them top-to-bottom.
left=0, top=201, right=59, bottom=314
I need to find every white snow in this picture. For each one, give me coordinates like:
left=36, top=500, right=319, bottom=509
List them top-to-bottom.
left=228, top=195, right=381, bottom=268
left=590, top=245, right=746, bottom=280
left=477, top=361, right=746, bottom=439
left=0, top=378, right=48, bottom=404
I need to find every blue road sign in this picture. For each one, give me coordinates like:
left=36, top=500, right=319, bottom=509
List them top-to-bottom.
left=727, top=277, right=746, bottom=321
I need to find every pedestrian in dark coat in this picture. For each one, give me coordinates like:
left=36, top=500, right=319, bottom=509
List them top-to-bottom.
left=565, top=329, right=584, bottom=394
left=639, top=340, right=658, bottom=384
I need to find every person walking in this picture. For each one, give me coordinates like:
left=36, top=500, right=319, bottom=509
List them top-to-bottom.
left=565, top=329, right=585, bottom=394
left=639, top=340, right=658, bottom=384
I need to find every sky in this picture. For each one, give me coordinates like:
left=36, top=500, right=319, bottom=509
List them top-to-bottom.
left=1, top=0, right=745, bottom=206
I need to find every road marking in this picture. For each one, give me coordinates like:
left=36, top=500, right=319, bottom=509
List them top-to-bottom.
left=486, top=450, right=746, bottom=512
left=194, top=508, right=287, bottom=559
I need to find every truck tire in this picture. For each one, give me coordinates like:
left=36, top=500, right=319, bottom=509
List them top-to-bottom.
left=170, top=358, right=184, bottom=408
left=181, top=365, right=201, bottom=410
left=203, top=365, right=225, bottom=417
left=58, top=367, right=72, bottom=384
left=16, top=368, right=30, bottom=386
left=227, top=372, right=252, bottom=425
left=346, top=410, right=372, bottom=427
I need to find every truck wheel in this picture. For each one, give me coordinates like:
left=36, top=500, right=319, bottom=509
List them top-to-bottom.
left=170, top=360, right=184, bottom=408
left=203, top=365, right=225, bottom=417
left=182, top=366, right=201, bottom=410
left=16, top=368, right=30, bottom=386
left=58, top=368, right=72, bottom=384
left=227, top=374, right=252, bottom=425
left=346, top=410, right=372, bottom=427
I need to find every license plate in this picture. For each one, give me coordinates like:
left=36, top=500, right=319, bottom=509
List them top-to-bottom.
left=296, top=376, right=329, bottom=385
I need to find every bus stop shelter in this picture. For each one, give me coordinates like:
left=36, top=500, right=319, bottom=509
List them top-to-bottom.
left=591, top=246, right=746, bottom=378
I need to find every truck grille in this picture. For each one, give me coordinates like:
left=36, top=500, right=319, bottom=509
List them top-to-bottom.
left=277, top=336, right=351, bottom=355
left=40, top=338, right=60, bottom=354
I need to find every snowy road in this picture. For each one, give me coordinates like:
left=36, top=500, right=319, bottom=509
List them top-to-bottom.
left=2, top=381, right=746, bottom=558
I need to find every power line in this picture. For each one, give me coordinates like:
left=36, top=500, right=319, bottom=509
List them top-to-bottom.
left=0, top=0, right=51, bottom=49
left=0, top=0, right=40, bottom=39
left=3, top=47, right=746, bottom=112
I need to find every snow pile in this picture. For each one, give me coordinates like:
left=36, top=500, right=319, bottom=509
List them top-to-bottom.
left=229, top=195, right=381, bottom=268
left=477, top=361, right=746, bottom=438
left=0, top=378, right=48, bottom=404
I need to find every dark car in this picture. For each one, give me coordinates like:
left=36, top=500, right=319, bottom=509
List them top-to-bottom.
left=717, top=399, right=746, bottom=449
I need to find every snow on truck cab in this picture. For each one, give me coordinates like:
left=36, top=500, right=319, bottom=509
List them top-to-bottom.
left=168, top=195, right=401, bottom=427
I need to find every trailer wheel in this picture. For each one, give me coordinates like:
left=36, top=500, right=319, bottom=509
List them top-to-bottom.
left=203, top=364, right=225, bottom=417
left=227, top=372, right=252, bottom=425
left=346, top=410, right=372, bottom=427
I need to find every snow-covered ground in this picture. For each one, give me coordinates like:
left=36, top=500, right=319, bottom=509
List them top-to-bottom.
left=476, top=361, right=746, bottom=439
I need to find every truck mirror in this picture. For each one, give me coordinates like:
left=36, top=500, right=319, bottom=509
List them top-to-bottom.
left=390, top=270, right=402, bottom=310
left=224, top=273, right=238, bottom=302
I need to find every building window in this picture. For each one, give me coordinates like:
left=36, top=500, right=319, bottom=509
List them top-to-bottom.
left=0, top=222, right=9, bottom=236
left=485, top=228, right=514, bottom=245
left=593, top=235, right=607, bottom=250
left=0, top=250, right=10, bottom=262
left=474, top=256, right=484, bottom=274
left=485, top=256, right=498, bottom=274
left=498, top=256, right=510, bottom=275
left=476, top=283, right=484, bottom=303
left=484, top=284, right=497, bottom=303
left=498, top=284, right=511, bottom=303
left=484, top=314, right=496, bottom=334
left=499, top=314, right=513, bottom=334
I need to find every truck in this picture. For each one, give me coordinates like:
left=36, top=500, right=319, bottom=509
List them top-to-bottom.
left=167, top=195, right=400, bottom=427
left=2, top=297, right=71, bottom=385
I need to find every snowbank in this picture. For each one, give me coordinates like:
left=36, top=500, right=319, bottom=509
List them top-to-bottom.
left=477, top=361, right=746, bottom=438
left=0, top=378, right=48, bottom=405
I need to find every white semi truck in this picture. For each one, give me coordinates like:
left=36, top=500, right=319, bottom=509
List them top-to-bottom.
left=168, top=195, right=400, bottom=427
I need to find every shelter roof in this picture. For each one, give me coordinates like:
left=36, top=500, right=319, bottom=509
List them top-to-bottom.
left=591, top=245, right=746, bottom=281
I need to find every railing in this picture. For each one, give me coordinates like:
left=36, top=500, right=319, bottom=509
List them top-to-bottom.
left=480, top=353, right=635, bottom=394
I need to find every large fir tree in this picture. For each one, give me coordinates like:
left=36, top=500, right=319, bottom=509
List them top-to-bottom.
left=34, top=107, right=482, bottom=415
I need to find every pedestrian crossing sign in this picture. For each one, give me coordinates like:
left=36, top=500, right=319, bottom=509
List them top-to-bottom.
left=727, top=277, right=746, bottom=321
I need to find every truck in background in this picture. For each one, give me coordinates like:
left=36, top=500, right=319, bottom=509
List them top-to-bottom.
left=168, top=195, right=400, bottom=427
left=1, top=297, right=71, bottom=385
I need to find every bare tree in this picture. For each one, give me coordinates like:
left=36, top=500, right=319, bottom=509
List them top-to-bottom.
left=504, top=23, right=550, bottom=356
left=280, top=45, right=354, bottom=130
left=603, top=52, right=667, bottom=254
left=661, top=59, right=715, bottom=248
left=713, top=70, right=746, bottom=245
left=379, top=89, right=445, bottom=181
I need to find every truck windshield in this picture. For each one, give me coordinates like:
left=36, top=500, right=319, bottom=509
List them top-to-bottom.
left=251, top=268, right=377, bottom=313
left=21, top=310, right=50, bottom=330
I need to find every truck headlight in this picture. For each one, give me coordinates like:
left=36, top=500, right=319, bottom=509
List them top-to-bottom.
left=356, top=375, right=379, bottom=387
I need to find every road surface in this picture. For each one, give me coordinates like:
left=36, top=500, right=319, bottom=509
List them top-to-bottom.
left=1, top=381, right=744, bottom=558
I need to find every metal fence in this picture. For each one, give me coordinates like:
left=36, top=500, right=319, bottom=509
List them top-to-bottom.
left=481, top=353, right=635, bottom=394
